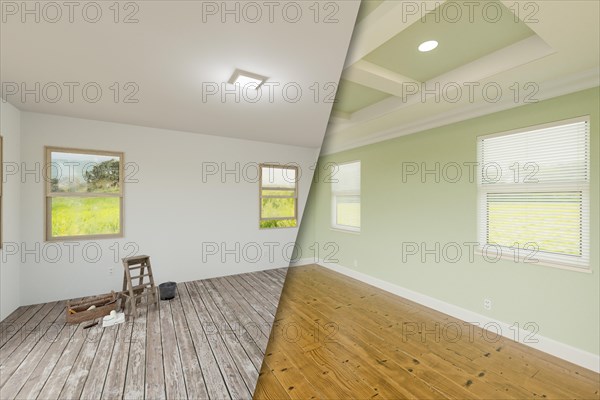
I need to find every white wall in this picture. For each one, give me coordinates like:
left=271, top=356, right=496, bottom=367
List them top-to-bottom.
left=0, top=102, right=22, bottom=319
left=16, top=112, right=319, bottom=305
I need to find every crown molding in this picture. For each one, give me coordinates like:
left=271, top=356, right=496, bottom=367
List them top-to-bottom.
left=321, top=68, right=599, bottom=156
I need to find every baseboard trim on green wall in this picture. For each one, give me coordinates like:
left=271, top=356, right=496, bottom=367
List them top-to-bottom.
left=290, top=259, right=600, bottom=373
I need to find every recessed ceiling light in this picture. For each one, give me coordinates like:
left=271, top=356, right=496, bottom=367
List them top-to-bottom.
left=418, top=40, right=438, bottom=52
left=228, top=69, right=268, bottom=89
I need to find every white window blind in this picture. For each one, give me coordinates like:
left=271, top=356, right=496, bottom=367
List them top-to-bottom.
left=477, top=117, right=590, bottom=269
left=332, top=161, right=361, bottom=232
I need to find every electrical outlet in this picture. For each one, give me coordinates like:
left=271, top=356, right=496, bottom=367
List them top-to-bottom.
left=353, top=259, right=358, bottom=267
left=108, top=266, right=114, bottom=275
left=483, top=298, right=492, bottom=311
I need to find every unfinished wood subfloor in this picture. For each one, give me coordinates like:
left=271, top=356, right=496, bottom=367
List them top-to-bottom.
left=254, top=265, right=600, bottom=400
left=0, top=268, right=287, bottom=400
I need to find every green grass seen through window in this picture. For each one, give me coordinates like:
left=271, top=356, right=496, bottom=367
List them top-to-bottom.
left=51, top=197, right=120, bottom=237
left=488, top=200, right=582, bottom=256
left=260, top=219, right=297, bottom=229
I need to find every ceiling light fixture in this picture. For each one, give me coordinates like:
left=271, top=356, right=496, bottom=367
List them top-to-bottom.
left=418, top=40, right=439, bottom=52
left=228, top=69, right=268, bottom=89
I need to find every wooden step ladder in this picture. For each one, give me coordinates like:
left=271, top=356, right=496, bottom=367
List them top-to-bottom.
left=122, top=255, right=158, bottom=316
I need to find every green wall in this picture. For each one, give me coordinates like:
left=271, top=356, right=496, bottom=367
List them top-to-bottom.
left=298, top=87, right=600, bottom=355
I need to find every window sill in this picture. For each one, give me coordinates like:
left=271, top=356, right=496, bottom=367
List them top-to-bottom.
left=259, top=226, right=298, bottom=230
left=330, top=227, right=361, bottom=235
left=46, top=233, right=124, bottom=242
left=474, top=249, right=592, bottom=274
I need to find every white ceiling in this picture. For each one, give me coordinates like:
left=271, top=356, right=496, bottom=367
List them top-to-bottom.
left=323, top=0, right=600, bottom=154
left=0, top=1, right=360, bottom=148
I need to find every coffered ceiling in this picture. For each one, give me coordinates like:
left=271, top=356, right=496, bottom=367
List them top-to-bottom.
left=325, top=0, right=600, bottom=153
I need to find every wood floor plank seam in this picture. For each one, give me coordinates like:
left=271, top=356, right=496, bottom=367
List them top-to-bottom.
left=253, top=265, right=600, bottom=400
left=314, top=266, right=600, bottom=386
left=305, top=267, right=596, bottom=397
left=298, top=268, right=568, bottom=398
left=0, top=269, right=286, bottom=400
left=256, top=270, right=286, bottom=296
left=248, top=271, right=283, bottom=299
left=288, top=272, right=510, bottom=396
left=239, top=274, right=281, bottom=310
left=224, top=275, right=275, bottom=322
left=231, top=275, right=278, bottom=315
left=221, top=276, right=276, bottom=326
left=214, top=277, right=273, bottom=339
left=203, top=278, right=264, bottom=371
left=210, top=278, right=270, bottom=361
left=211, top=278, right=271, bottom=343
left=236, top=278, right=277, bottom=319
left=190, top=279, right=251, bottom=399
left=200, top=279, right=260, bottom=395
left=282, top=279, right=496, bottom=398
left=178, top=281, right=230, bottom=400
left=184, top=281, right=235, bottom=399
left=171, top=288, right=210, bottom=399
left=272, top=288, right=448, bottom=399
left=145, top=297, right=166, bottom=400
left=160, top=298, right=187, bottom=399
left=123, top=300, right=148, bottom=399
left=0, top=302, right=68, bottom=399
left=0, top=302, right=59, bottom=363
left=0, top=305, right=44, bottom=349
left=0, top=307, right=29, bottom=337
left=100, top=315, right=134, bottom=400
left=14, top=320, right=79, bottom=399
left=81, top=321, right=119, bottom=399
left=4, top=322, right=70, bottom=399
left=38, top=323, right=88, bottom=399
left=59, top=323, right=105, bottom=399
left=97, top=330, right=118, bottom=399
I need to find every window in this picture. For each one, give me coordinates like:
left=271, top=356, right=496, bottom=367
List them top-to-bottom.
left=477, top=117, right=590, bottom=269
left=45, top=147, right=124, bottom=241
left=331, top=161, right=361, bottom=232
left=259, top=164, right=298, bottom=229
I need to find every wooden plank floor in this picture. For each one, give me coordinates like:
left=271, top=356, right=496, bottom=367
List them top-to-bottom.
left=254, top=265, right=600, bottom=400
left=0, top=268, right=287, bottom=400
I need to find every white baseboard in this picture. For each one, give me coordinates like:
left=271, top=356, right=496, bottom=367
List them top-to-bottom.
left=295, top=259, right=599, bottom=373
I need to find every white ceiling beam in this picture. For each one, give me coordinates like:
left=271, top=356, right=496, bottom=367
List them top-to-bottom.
left=344, top=0, right=445, bottom=69
left=431, top=34, right=555, bottom=87
left=336, top=35, right=556, bottom=128
left=342, top=60, right=420, bottom=97
left=324, top=67, right=599, bottom=155
left=329, top=110, right=352, bottom=123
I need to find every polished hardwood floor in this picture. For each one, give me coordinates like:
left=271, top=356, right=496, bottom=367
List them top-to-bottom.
left=254, top=265, right=600, bottom=399
left=0, top=268, right=287, bottom=400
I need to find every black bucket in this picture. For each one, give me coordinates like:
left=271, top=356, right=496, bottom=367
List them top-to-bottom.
left=159, top=282, right=177, bottom=300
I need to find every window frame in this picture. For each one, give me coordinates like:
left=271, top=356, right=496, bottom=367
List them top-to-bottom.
left=476, top=116, right=590, bottom=271
left=45, top=146, right=125, bottom=242
left=331, top=160, right=361, bottom=233
left=258, top=163, right=299, bottom=229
